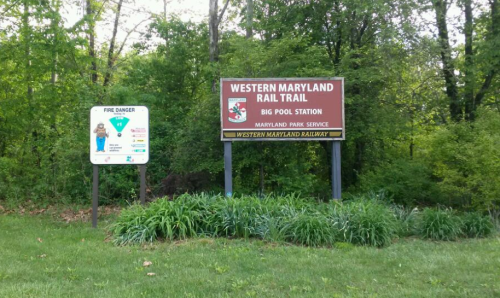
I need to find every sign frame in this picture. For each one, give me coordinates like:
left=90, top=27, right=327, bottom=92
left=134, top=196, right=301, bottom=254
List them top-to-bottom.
left=220, top=77, right=345, bottom=142
left=90, top=105, right=150, bottom=165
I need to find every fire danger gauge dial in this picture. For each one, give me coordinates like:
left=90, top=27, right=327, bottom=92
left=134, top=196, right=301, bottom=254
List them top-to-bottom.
left=109, top=116, right=130, bottom=137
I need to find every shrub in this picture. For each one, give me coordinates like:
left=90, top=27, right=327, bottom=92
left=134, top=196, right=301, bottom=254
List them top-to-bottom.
left=422, top=109, right=500, bottom=211
left=358, top=159, right=441, bottom=206
left=113, top=193, right=466, bottom=248
left=112, top=194, right=213, bottom=245
left=145, top=196, right=202, bottom=240
left=204, top=196, right=266, bottom=238
left=340, top=200, right=398, bottom=247
left=111, top=204, right=156, bottom=245
left=391, top=205, right=420, bottom=237
left=419, top=208, right=462, bottom=241
left=280, top=211, right=336, bottom=247
left=461, top=212, right=494, bottom=238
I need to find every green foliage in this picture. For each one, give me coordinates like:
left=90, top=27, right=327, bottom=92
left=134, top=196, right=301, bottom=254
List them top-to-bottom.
left=1, top=0, right=499, bottom=213
left=422, top=109, right=500, bottom=212
left=358, top=159, right=442, bottom=206
left=112, top=194, right=404, bottom=248
left=112, top=194, right=214, bottom=245
left=205, top=196, right=265, bottom=238
left=335, top=200, right=398, bottom=247
left=111, top=204, right=155, bottom=245
left=391, top=205, right=420, bottom=237
left=419, top=208, right=463, bottom=241
left=280, top=212, right=336, bottom=247
left=461, top=212, right=495, bottom=238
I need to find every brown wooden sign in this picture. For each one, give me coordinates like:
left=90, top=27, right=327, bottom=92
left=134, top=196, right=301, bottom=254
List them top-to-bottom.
left=220, top=78, right=344, bottom=141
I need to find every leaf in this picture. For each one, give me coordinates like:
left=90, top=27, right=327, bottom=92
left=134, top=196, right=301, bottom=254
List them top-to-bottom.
left=37, top=238, right=43, bottom=243
left=38, top=254, right=47, bottom=258
left=143, top=261, right=152, bottom=267
left=146, top=272, right=156, bottom=276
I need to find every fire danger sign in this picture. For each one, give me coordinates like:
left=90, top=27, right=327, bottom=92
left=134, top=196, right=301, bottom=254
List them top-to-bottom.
left=90, top=106, right=149, bottom=165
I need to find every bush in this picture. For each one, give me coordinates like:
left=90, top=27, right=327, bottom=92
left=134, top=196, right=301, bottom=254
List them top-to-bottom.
left=422, top=109, right=500, bottom=211
left=358, top=159, right=441, bottom=206
left=111, top=193, right=213, bottom=245
left=112, top=193, right=495, bottom=247
left=146, top=195, right=204, bottom=240
left=204, top=197, right=259, bottom=238
left=336, top=200, right=398, bottom=247
left=111, top=204, right=156, bottom=245
left=391, top=205, right=420, bottom=237
left=419, top=208, right=462, bottom=241
left=280, top=211, right=336, bottom=247
left=461, top=212, right=494, bottom=238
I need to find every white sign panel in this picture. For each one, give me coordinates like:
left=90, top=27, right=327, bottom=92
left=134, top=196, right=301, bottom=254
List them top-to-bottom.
left=90, top=106, right=149, bottom=165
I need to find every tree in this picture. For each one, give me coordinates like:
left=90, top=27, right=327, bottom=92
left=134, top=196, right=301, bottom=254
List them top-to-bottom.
left=209, top=0, right=229, bottom=92
left=432, top=0, right=499, bottom=121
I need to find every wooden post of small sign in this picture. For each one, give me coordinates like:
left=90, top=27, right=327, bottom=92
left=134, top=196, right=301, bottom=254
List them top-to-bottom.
left=224, top=141, right=233, bottom=197
left=332, top=141, right=341, bottom=200
left=92, top=165, right=99, bottom=228
left=140, top=165, right=146, bottom=205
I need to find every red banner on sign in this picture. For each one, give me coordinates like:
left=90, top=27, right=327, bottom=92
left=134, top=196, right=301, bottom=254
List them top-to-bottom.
left=220, top=78, right=344, bottom=141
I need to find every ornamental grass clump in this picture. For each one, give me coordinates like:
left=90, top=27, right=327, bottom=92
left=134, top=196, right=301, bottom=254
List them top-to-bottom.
left=112, top=194, right=213, bottom=245
left=145, top=195, right=202, bottom=240
left=204, top=196, right=267, bottom=238
left=333, top=200, right=397, bottom=247
left=111, top=204, right=156, bottom=245
left=391, top=205, right=420, bottom=237
left=419, top=208, right=462, bottom=241
left=280, top=211, right=336, bottom=247
left=461, top=212, right=494, bottom=238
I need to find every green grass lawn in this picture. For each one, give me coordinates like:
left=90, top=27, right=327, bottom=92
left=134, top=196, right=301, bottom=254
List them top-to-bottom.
left=0, top=214, right=499, bottom=298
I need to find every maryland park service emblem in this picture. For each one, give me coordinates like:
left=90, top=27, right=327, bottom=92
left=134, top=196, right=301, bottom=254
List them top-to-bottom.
left=228, top=98, right=247, bottom=123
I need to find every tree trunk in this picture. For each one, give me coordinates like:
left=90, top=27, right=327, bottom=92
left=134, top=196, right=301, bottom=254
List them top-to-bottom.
left=50, top=0, right=62, bottom=194
left=51, top=0, right=60, bottom=85
left=86, top=0, right=98, bottom=84
left=103, top=0, right=123, bottom=87
left=163, top=0, right=167, bottom=20
left=209, top=0, right=229, bottom=92
left=209, top=0, right=219, bottom=64
left=246, top=0, right=253, bottom=39
left=333, top=0, right=342, bottom=67
left=433, top=0, right=461, bottom=122
left=462, top=0, right=476, bottom=121
left=473, top=0, right=498, bottom=109
left=23, top=1, right=33, bottom=101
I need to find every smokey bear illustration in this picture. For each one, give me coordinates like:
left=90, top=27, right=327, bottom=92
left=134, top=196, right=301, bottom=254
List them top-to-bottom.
left=93, top=122, right=109, bottom=152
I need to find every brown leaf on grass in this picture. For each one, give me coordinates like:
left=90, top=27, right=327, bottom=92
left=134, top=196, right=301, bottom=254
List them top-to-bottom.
left=58, top=206, right=121, bottom=223
left=29, top=208, right=47, bottom=215
left=37, top=238, right=43, bottom=243
left=81, top=239, right=85, bottom=242
left=38, top=254, right=47, bottom=258
left=143, top=261, right=153, bottom=267
left=146, top=272, right=156, bottom=276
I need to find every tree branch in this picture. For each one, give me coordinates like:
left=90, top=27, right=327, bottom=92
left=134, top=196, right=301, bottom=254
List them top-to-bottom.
left=0, top=0, right=22, bottom=18
left=217, top=0, right=230, bottom=27
left=115, top=16, right=151, bottom=58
